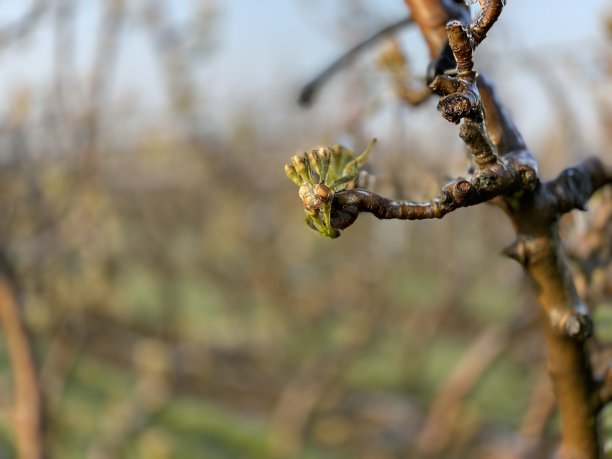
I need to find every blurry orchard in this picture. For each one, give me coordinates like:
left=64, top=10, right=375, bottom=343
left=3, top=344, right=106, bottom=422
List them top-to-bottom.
left=0, top=1, right=610, bottom=459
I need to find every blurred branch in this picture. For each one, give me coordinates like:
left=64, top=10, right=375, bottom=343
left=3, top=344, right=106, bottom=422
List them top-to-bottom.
left=53, top=0, right=76, bottom=122
left=85, top=0, right=126, bottom=159
left=144, top=0, right=203, bottom=140
left=0, top=1, right=47, bottom=46
left=298, top=16, right=413, bottom=106
left=377, top=38, right=433, bottom=106
left=0, top=274, right=44, bottom=459
left=268, top=304, right=381, bottom=459
left=416, top=314, right=533, bottom=456
left=417, top=326, right=510, bottom=455
left=85, top=339, right=171, bottom=459
left=268, top=357, right=344, bottom=459
left=515, top=370, right=556, bottom=458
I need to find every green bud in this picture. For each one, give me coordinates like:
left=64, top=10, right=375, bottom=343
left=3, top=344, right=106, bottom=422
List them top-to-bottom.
left=342, top=138, right=376, bottom=177
left=330, top=145, right=343, bottom=180
left=318, top=148, right=330, bottom=183
left=307, top=150, right=320, bottom=177
left=292, top=154, right=311, bottom=182
left=285, top=164, right=303, bottom=186
left=332, top=172, right=358, bottom=191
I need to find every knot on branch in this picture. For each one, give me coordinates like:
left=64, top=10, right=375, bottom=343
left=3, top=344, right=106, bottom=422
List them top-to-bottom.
left=429, top=1, right=506, bottom=126
left=431, top=75, right=481, bottom=124
left=508, top=151, right=540, bottom=191
left=502, top=237, right=548, bottom=267
left=503, top=240, right=529, bottom=266
left=549, top=308, right=593, bottom=341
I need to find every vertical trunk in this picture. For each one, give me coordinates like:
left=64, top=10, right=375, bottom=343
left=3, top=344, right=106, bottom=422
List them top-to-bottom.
left=517, top=229, right=600, bottom=459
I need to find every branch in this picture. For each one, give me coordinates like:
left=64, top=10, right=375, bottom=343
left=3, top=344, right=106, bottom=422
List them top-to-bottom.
left=300, top=0, right=473, bottom=108
left=471, top=0, right=505, bottom=46
left=0, top=1, right=46, bottom=46
left=298, top=17, right=413, bottom=106
left=377, top=39, right=433, bottom=106
left=477, top=75, right=528, bottom=156
left=328, top=130, right=538, bottom=233
left=546, top=157, right=612, bottom=215
left=331, top=159, right=516, bottom=227
left=0, top=275, right=44, bottom=459
left=416, top=325, right=515, bottom=455
left=595, top=366, right=612, bottom=412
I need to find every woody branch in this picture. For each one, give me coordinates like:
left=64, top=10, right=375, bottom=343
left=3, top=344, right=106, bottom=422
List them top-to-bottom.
left=311, top=1, right=612, bottom=457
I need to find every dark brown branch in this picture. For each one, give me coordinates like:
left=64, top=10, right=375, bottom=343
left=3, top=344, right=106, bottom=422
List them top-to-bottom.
left=298, top=17, right=413, bottom=106
left=477, top=75, right=528, bottom=156
left=546, top=157, right=612, bottom=215
left=331, top=158, right=517, bottom=229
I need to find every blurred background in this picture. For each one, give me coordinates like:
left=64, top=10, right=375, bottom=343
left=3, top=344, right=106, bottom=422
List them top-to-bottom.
left=0, top=1, right=610, bottom=458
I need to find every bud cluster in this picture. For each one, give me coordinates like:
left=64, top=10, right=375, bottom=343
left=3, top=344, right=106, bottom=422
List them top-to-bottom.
left=284, top=139, right=376, bottom=238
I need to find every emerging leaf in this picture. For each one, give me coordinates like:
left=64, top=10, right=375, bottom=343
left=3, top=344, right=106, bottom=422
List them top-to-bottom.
left=284, top=139, right=376, bottom=238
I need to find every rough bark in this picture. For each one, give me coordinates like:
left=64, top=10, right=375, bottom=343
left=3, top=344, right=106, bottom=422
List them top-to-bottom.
left=289, top=0, right=612, bottom=456
left=334, top=1, right=612, bottom=456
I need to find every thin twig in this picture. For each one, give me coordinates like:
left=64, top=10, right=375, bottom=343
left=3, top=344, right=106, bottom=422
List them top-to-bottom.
left=298, top=17, right=413, bottom=106
left=416, top=326, right=511, bottom=455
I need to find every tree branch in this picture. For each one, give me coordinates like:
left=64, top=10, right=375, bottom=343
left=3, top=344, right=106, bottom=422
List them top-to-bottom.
left=0, top=1, right=46, bottom=46
left=286, top=1, right=612, bottom=453
left=298, top=17, right=413, bottom=106
left=331, top=156, right=519, bottom=228
left=0, top=275, right=44, bottom=459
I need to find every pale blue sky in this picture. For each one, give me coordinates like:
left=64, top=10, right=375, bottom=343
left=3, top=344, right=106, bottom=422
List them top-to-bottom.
left=0, top=0, right=609, bottom=137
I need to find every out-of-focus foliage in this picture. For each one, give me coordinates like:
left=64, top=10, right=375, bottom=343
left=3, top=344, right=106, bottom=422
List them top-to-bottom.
left=0, top=2, right=609, bottom=459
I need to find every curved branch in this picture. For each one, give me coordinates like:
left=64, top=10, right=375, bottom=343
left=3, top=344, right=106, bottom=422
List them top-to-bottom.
left=471, top=0, right=505, bottom=46
left=298, top=17, right=413, bottom=106
left=477, top=75, right=528, bottom=156
left=331, top=157, right=520, bottom=230
left=546, top=157, right=612, bottom=215
left=0, top=275, right=44, bottom=459
left=417, top=325, right=514, bottom=455
left=516, top=369, right=556, bottom=457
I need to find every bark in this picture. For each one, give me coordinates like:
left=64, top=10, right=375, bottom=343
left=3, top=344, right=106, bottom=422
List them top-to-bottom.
left=291, top=0, right=612, bottom=455
left=341, top=1, right=612, bottom=457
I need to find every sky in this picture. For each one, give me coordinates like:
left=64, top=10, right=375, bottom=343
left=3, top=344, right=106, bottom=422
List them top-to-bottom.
left=0, top=0, right=609, bottom=143
left=210, top=0, right=610, bottom=95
